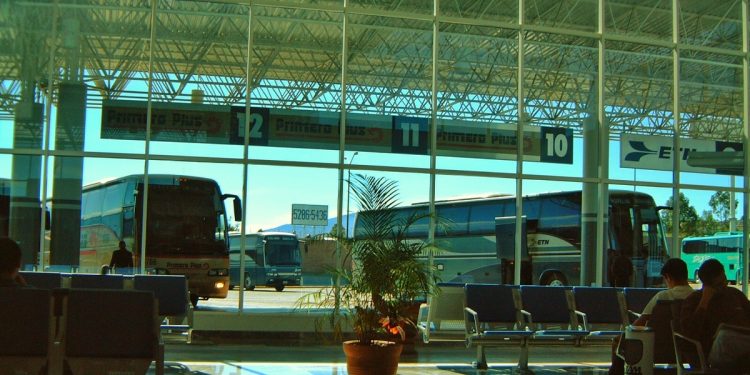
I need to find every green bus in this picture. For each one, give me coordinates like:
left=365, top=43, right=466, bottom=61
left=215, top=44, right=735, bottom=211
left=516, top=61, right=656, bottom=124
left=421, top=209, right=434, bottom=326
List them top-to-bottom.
left=228, top=231, right=302, bottom=291
left=681, top=232, right=744, bottom=283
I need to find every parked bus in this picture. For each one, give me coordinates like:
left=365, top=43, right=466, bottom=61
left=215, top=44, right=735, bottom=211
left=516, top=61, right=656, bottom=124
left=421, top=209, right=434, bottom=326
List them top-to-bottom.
left=79, top=175, right=241, bottom=306
left=355, top=190, right=669, bottom=287
left=228, top=231, right=302, bottom=291
left=681, top=232, right=744, bottom=283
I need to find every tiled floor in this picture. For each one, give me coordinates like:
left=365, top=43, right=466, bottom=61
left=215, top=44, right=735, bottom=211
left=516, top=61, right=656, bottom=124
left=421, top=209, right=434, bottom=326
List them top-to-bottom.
left=153, top=339, right=615, bottom=374
left=153, top=361, right=612, bottom=374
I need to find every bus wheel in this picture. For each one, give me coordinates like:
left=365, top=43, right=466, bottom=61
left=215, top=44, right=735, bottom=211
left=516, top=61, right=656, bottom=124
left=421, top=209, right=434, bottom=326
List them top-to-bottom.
left=540, top=272, right=567, bottom=286
left=244, top=274, right=255, bottom=291
left=275, top=283, right=285, bottom=292
left=189, top=293, right=199, bottom=308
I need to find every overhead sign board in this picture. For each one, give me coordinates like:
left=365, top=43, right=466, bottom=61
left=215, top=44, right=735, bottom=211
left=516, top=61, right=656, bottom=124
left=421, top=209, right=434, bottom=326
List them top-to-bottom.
left=101, top=100, right=573, bottom=164
left=620, top=134, right=742, bottom=175
left=291, top=204, right=329, bottom=226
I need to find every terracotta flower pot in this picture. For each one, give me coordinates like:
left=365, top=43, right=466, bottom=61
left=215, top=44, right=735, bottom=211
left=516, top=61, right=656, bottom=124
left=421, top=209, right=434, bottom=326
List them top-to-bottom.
left=342, top=340, right=402, bottom=375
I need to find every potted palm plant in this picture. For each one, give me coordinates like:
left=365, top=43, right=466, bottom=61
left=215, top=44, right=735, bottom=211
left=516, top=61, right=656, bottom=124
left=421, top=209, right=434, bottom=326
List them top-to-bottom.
left=299, top=174, right=439, bottom=375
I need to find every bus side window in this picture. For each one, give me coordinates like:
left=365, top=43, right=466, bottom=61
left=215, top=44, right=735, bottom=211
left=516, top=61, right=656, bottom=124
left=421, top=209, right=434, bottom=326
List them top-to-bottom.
left=683, top=240, right=707, bottom=254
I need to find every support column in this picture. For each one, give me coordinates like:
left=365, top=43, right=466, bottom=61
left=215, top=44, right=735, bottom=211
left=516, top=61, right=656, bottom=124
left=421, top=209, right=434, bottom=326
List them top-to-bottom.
left=49, top=83, right=86, bottom=267
left=10, top=99, right=44, bottom=268
left=582, top=114, right=599, bottom=286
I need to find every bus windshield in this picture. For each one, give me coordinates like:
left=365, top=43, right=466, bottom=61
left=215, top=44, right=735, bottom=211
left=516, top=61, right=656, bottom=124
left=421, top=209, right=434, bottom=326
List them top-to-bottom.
left=145, top=182, right=227, bottom=255
left=609, top=194, right=668, bottom=261
left=265, top=237, right=301, bottom=266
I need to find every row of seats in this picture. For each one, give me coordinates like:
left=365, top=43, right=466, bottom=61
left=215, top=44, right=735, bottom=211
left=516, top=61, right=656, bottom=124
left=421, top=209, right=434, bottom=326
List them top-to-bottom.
left=19, top=272, right=191, bottom=329
left=416, top=283, right=665, bottom=370
left=0, top=287, right=164, bottom=375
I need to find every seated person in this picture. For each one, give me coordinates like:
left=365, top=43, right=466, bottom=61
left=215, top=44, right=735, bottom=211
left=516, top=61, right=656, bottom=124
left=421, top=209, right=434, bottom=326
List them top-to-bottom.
left=0, top=237, right=27, bottom=287
left=609, top=258, right=694, bottom=375
left=680, top=258, right=750, bottom=373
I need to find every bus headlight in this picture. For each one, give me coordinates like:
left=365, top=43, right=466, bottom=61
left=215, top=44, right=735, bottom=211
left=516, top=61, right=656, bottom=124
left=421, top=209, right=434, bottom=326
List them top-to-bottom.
left=148, top=268, right=170, bottom=275
left=208, top=268, right=228, bottom=276
left=214, top=281, right=226, bottom=289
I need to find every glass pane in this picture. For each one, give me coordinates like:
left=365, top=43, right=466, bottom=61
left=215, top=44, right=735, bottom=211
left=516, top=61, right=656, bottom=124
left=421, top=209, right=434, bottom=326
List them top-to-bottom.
left=441, top=0, right=517, bottom=23
left=525, top=0, right=597, bottom=33
left=148, top=1, right=249, bottom=159
left=605, top=1, right=672, bottom=43
left=680, top=1, right=741, bottom=50
left=250, top=5, right=343, bottom=164
left=346, top=14, right=432, bottom=169
left=436, top=24, right=518, bottom=174
left=522, top=31, right=593, bottom=178
left=606, top=41, right=673, bottom=185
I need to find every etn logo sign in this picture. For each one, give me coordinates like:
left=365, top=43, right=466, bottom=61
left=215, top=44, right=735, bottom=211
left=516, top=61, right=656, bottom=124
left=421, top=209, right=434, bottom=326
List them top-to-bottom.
left=392, top=116, right=428, bottom=155
left=541, top=127, right=573, bottom=164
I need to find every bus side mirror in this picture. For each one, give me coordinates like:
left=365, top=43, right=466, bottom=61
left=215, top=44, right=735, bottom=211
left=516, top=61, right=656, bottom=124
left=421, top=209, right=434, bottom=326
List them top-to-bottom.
left=222, top=194, right=242, bottom=222
left=233, top=198, right=242, bottom=221
left=44, top=209, right=51, bottom=231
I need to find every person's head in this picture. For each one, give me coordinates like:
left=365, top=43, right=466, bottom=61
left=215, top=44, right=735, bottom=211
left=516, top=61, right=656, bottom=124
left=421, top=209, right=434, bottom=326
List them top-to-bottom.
left=0, top=237, right=22, bottom=277
left=118, top=240, right=126, bottom=250
left=660, top=258, right=688, bottom=287
left=697, top=258, right=727, bottom=288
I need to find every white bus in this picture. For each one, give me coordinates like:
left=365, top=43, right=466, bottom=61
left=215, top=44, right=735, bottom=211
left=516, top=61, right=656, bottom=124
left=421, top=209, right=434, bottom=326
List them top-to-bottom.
left=79, top=174, right=241, bottom=306
left=355, top=190, right=669, bottom=287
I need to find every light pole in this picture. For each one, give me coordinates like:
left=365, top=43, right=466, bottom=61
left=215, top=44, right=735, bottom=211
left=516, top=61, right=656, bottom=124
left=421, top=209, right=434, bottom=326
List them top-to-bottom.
left=345, top=151, right=358, bottom=238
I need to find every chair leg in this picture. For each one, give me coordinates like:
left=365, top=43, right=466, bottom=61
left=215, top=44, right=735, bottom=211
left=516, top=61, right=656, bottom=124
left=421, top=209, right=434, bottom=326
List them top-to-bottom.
left=518, top=339, right=529, bottom=371
left=473, top=345, right=488, bottom=370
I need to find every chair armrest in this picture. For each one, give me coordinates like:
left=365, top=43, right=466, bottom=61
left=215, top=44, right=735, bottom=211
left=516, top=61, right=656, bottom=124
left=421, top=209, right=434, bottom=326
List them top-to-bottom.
left=416, top=302, right=429, bottom=324
left=417, top=303, right=430, bottom=343
left=464, top=307, right=480, bottom=337
left=519, top=309, right=532, bottom=325
left=574, top=310, right=588, bottom=331
left=673, top=331, right=707, bottom=371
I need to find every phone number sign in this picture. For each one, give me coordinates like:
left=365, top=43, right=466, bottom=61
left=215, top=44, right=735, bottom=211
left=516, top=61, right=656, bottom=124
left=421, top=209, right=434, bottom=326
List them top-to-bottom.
left=291, top=204, right=329, bottom=226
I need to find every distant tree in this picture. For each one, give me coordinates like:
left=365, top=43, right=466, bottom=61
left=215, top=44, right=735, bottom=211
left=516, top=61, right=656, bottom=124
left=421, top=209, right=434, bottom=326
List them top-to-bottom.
left=708, top=191, right=738, bottom=231
left=661, top=193, right=700, bottom=237
left=698, top=210, right=720, bottom=236
left=329, top=223, right=346, bottom=238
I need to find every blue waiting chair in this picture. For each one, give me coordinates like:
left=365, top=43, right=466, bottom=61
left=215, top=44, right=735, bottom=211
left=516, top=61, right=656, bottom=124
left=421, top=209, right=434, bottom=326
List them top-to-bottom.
left=19, top=271, right=63, bottom=290
left=70, top=273, right=125, bottom=289
left=134, top=275, right=191, bottom=333
left=464, top=284, right=533, bottom=370
left=520, top=285, right=589, bottom=343
left=572, top=286, right=628, bottom=340
left=623, top=287, right=664, bottom=322
left=0, top=288, right=57, bottom=375
left=61, top=288, right=164, bottom=375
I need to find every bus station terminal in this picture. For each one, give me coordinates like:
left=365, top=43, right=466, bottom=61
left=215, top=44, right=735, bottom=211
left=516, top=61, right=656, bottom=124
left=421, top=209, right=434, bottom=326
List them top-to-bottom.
left=2, top=0, right=750, bottom=374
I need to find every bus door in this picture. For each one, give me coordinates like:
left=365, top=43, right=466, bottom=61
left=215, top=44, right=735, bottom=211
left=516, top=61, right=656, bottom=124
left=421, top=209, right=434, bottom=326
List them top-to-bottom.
left=496, top=215, right=531, bottom=284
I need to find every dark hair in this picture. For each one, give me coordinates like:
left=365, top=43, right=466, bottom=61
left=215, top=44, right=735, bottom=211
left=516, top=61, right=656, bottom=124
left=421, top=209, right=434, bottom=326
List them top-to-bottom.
left=0, top=237, right=22, bottom=273
left=119, top=240, right=126, bottom=247
left=660, top=258, right=688, bottom=281
left=697, top=258, right=724, bottom=284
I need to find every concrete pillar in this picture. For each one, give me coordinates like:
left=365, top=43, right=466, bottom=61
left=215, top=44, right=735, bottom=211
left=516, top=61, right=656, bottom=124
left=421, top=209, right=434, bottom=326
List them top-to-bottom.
left=49, top=83, right=86, bottom=267
left=10, top=99, right=44, bottom=268
left=581, top=115, right=599, bottom=286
